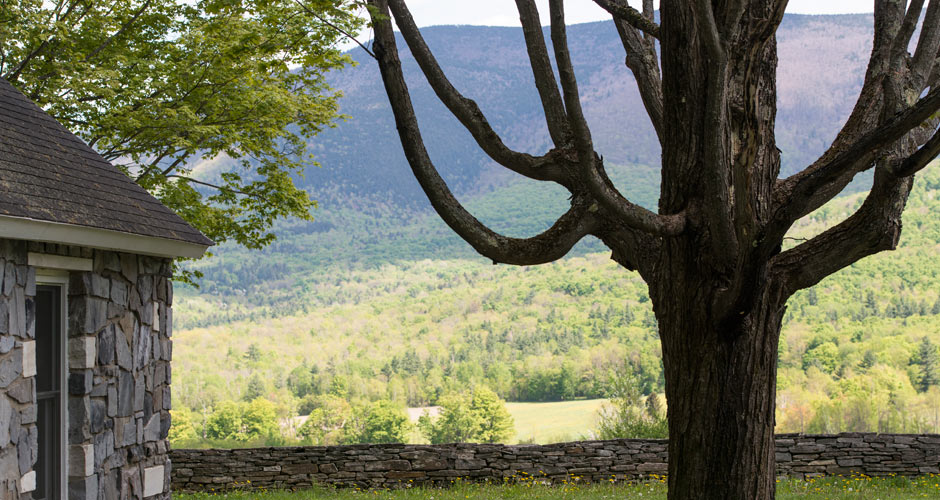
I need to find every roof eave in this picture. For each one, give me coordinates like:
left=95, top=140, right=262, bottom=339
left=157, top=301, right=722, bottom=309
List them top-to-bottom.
left=0, top=214, right=211, bottom=259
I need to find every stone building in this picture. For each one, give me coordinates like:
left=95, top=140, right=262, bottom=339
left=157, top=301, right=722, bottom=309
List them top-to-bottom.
left=0, top=77, right=212, bottom=499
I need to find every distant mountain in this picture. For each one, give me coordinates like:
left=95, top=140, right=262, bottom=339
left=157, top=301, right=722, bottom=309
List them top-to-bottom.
left=187, top=14, right=878, bottom=294
left=297, top=14, right=871, bottom=207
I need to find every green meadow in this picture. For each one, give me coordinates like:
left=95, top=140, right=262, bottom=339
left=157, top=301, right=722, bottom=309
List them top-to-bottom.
left=175, top=474, right=940, bottom=499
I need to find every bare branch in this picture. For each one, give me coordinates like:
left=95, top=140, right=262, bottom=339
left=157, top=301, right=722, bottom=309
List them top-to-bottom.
left=294, top=0, right=375, bottom=59
left=368, top=0, right=598, bottom=266
left=385, top=0, right=568, bottom=184
left=514, top=0, right=572, bottom=146
left=548, top=0, right=684, bottom=236
left=592, top=0, right=660, bottom=39
left=910, top=0, right=940, bottom=92
left=612, top=17, right=664, bottom=141
left=770, top=86, right=940, bottom=238
left=894, top=126, right=940, bottom=177
left=772, top=165, right=913, bottom=296
left=166, top=175, right=257, bottom=199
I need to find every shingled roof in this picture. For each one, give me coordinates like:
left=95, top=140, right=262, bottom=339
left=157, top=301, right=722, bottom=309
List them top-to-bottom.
left=0, top=77, right=212, bottom=258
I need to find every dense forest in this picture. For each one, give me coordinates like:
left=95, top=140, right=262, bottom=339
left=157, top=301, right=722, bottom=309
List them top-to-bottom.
left=170, top=168, right=940, bottom=446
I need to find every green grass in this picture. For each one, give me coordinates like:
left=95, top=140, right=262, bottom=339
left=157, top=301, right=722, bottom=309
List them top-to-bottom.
left=505, top=399, right=608, bottom=444
left=175, top=474, right=940, bottom=499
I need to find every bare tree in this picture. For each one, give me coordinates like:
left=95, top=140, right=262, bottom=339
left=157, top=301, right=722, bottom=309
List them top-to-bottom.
left=365, top=1, right=940, bottom=498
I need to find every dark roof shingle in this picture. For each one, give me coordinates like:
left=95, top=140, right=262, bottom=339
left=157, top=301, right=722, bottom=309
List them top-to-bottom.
left=0, top=77, right=213, bottom=248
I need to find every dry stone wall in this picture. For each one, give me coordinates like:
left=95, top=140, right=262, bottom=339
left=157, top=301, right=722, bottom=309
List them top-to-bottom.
left=0, top=239, right=175, bottom=500
left=0, top=240, right=37, bottom=499
left=170, top=433, right=940, bottom=492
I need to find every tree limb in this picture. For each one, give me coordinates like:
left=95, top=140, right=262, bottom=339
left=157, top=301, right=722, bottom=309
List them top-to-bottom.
left=294, top=0, right=375, bottom=59
left=368, top=0, right=598, bottom=266
left=385, top=0, right=569, bottom=185
left=514, top=0, right=572, bottom=147
left=548, top=0, right=685, bottom=236
left=592, top=0, right=660, bottom=39
left=612, top=16, right=663, bottom=141
left=769, top=86, right=940, bottom=240
left=894, top=126, right=940, bottom=177
left=772, top=164, right=914, bottom=296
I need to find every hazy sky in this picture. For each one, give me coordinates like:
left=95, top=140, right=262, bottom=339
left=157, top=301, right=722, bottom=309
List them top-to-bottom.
left=399, top=1, right=873, bottom=28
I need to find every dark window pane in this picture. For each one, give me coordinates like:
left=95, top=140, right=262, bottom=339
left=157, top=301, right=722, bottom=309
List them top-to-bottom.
left=35, top=285, right=61, bottom=500
left=35, top=287, right=59, bottom=393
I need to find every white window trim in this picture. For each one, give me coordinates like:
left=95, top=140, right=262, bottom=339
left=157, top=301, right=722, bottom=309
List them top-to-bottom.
left=36, top=274, right=68, bottom=500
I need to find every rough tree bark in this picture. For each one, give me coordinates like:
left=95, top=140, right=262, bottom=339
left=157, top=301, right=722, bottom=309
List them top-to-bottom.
left=365, top=0, right=940, bottom=498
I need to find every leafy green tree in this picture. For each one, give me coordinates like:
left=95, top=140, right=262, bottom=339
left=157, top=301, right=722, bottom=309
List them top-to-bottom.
left=0, top=0, right=363, bottom=265
left=915, top=337, right=940, bottom=392
left=802, top=342, right=840, bottom=375
left=595, top=371, right=667, bottom=439
left=243, top=373, right=267, bottom=401
left=469, top=387, right=514, bottom=443
left=420, top=388, right=514, bottom=444
left=298, top=395, right=353, bottom=444
left=242, top=398, right=280, bottom=438
left=205, top=400, right=247, bottom=441
left=344, top=400, right=410, bottom=444
left=168, top=407, right=199, bottom=444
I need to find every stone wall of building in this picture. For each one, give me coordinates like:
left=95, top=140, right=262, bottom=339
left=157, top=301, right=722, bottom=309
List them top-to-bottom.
left=0, top=239, right=175, bottom=500
left=0, top=240, right=37, bottom=499
left=65, top=244, right=174, bottom=500
left=170, top=433, right=940, bottom=492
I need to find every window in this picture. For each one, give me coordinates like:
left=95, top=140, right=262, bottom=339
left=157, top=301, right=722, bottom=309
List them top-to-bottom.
left=35, top=283, right=65, bottom=500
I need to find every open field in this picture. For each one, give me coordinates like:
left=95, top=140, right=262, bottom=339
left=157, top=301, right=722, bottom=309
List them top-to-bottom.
left=403, top=399, right=608, bottom=444
left=505, top=399, right=608, bottom=444
left=175, top=474, right=940, bottom=499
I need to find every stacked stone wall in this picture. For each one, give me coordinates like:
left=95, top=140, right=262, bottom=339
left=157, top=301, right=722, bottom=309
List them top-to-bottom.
left=0, top=239, right=175, bottom=500
left=0, top=240, right=37, bottom=499
left=67, top=245, right=174, bottom=500
left=171, top=433, right=940, bottom=492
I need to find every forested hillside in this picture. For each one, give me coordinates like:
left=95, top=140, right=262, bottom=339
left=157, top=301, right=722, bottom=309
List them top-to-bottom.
left=174, top=169, right=940, bottom=443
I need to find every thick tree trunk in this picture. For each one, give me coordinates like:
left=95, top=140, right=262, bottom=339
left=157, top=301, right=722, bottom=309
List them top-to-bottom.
left=650, top=272, right=787, bottom=500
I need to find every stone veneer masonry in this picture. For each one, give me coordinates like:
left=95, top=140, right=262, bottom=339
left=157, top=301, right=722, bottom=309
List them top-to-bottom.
left=0, top=239, right=174, bottom=499
left=171, top=433, right=940, bottom=492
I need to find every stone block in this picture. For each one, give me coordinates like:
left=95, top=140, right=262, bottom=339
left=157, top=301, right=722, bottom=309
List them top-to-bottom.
left=70, top=273, right=110, bottom=299
left=111, top=280, right=128, bottom=307
left=70, top=297, right=108, bottom=335
left=152, top=304, right=160, bottom=332
left=98, top=326, right=115, bottom=366
left=115, top=331, right=132, bottom=371
left=69, top=337, right=96, bottom=369
left=21, top=340, right=35, bottom=377
left=0, top=345, right=23, bottom=388
left=69, top=370, right=93, bottom=395
left=118, top=371, right=134, bottom=417
left=6, top=377, right=32, bottom=404
left=0, top=396, right=11, bottom=446
left=144, top=414, right=161, bottom=442
left=94, top=430, right=113, bottom=469
left=69, top=444, right=95, bottom=477
left=144, top=465, right=165, bottom=497
left=20, top=471, right=35, bottom=493
left=69, top=474, right=99, bottom=500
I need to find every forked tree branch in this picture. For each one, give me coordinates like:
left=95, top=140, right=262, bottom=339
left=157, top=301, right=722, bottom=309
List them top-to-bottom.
left=369, top=0, right=599, bottom=265
left=386, top=0, right=570, bottom=185
left=515, top=0, right=572, bottom=147
left=548, top=0, right=685, bottom=236
left=593, top=0, right=660, bottom=39
left=769, top=86, right=940, bottom=242
left=771, top=165, right=913, bottom=295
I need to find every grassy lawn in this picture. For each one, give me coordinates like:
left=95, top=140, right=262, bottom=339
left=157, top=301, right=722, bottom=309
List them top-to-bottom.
left=404, top=399, right=609, bottom=444
left=505, top=399, right=608, bottom=444
left=175, top=474, right=940, bottom=499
